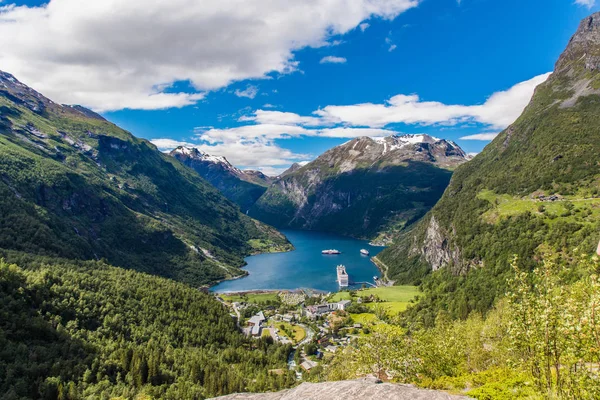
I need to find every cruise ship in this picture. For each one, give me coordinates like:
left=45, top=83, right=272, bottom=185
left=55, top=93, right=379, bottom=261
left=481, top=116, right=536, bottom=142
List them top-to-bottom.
left=322, top=249, right=341, bottom=255
left=360, top=249, right=370, bottom=256
left=337, top=265, right=349, bottom=287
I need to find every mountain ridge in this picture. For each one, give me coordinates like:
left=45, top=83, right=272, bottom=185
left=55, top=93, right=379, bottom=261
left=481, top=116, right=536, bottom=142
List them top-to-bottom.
left=0, top=70, right=290, bottom=286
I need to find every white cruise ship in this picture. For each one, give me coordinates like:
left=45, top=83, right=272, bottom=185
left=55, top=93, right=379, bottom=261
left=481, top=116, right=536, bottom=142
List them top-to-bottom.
left=322, top=249, right=341, bottom=254
left=360, top=249, right=370, bottom=256
left=337, top=265, right=349, bottom=287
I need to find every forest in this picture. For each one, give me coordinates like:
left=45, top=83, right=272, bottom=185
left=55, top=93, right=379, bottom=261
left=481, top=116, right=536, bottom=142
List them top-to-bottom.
left=0, top=252, right=295, bottom=400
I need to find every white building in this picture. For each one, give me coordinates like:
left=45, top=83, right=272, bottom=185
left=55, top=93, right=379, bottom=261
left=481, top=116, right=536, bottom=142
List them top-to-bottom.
left=337, top=300, right=351, bottom=310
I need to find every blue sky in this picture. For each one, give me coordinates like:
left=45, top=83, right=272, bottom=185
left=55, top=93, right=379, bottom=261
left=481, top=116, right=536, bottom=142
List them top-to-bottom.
left=1, top=0, right=599, bottom=174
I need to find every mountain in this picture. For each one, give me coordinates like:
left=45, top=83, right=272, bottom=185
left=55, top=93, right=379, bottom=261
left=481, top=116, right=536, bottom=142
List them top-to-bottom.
left=378, top=13, right=600, bottom=323
left=0, top=71, right=290, bottom=287
left=249, top=134, right=469, bottom=241
left=170, top=146, right=270, bottom=211
left=280, top=162, right=303, bottom=177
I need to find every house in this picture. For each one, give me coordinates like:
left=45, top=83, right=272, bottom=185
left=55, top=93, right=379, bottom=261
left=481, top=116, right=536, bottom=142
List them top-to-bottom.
left=337, top=300, right=351, bottom=310
left=304, top=303, right=340, bottom=319
left=247, top=311, right=265, bottom=326
left=282, top=314, right=294, bottom=322
left=251, top=324, right=262, bottom=337
left=325, top=345, right=338, bottom=353
left=300, top=360, right=318, bottom=372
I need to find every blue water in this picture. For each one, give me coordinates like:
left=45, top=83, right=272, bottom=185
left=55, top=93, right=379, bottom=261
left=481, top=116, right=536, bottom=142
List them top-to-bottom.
left=211, top=230, right=384, bottom=293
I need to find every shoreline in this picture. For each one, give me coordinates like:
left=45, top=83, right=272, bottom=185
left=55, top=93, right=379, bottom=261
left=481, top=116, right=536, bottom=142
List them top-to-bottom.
left=371, top=256, right=390, bottom=283
left=213, top=288, right=329, bottom=296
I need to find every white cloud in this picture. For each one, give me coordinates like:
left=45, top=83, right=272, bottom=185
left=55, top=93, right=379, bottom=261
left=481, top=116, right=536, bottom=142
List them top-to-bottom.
left=0, top=0, right=419, bottom=112
left=575, top=0, right=595, bottom=8
left=359, top=22, right=370, bottom=32
left=388, top=44, right=397, bottom=52
left=320, top=56, right=347, bottom=64
left=315, top=72, right=551, bottom=129
left=234, top=85, right=259, bottom=99
left=239, top=110, right=323, bottom=126
left=197, top=124, right=312, bottom=144
left=318, top=127, right=396, bottom=137
left=459, top=133, right=498, bottom=141
left=150, top=138, right=195, bottom=151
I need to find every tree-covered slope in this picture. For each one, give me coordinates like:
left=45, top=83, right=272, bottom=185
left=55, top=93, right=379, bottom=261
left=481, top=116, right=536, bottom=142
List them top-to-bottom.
left=378, top=13, right=600, bottom=323
left=0, top=71, right=289, bottom=287
left=249, top=135, right=468, bottom=241
left=170, top=146, right=268, bottom=212
left=0, top=252, right=294, bottom=399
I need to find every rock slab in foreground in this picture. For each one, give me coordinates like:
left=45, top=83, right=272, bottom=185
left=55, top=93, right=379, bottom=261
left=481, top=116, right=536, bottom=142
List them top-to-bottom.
left=209, top=378, right=471, bottom=400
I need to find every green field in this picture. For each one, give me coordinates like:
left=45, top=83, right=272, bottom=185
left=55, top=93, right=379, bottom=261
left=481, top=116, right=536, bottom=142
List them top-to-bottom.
left=477, top=189, right=600, bottom=225
left=334, top=286, right=419, bottom=318
left=359, top=286, right=420, bottom=302
left=329, top=291, right=352, bottom=302
left=219, top=292, right=280, bottom=304
left=366, top=301, right=409, bottom=314
left=349, top=313, right=378, bottom=324
left=276, top=322, right=306, bottom=343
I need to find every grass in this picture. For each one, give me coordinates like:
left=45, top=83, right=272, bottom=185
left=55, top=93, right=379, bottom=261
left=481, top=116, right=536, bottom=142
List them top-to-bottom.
left=477, top=189, right=600, bottom=225
left=359, top=286, right=420, bottom=302
left=329, top=291, right=352, bottom=302
left=219, top=292, right=280, bottom=304
left=366, top=301, right=410, bottom=314
left=349, top=313, right=378, bottom=324
left=275, top=322, right=306, bottom=343
left=261, top=328, right=272, bottom=338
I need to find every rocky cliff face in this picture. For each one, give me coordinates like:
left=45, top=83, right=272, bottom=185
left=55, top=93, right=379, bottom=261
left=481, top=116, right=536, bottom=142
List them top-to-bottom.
left=377, top=12, right=600, bottom=317
left=249, top=134, right=468, bottom=240
left=170, top=146, right=268, bottom=211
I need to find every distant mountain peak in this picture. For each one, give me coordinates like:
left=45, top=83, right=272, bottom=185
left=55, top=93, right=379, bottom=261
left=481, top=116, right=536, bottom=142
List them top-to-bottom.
left=556, top=11, right=600, bottom=74
left=1, top=70, right=105, bottom=121
left=328, top=133, right=467, bottom=172
left=172, top=145, right=240, bottom=172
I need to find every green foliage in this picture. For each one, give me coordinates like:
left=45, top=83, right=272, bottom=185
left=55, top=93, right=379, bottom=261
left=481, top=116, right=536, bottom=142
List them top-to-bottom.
left=0, top=254, right=295, bottom=399
left=326, top=255, right=600, bottom=399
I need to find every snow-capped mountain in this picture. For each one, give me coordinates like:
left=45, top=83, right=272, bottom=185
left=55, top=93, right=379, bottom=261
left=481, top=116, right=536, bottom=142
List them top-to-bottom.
left=170, top=146, right=270, bottom=211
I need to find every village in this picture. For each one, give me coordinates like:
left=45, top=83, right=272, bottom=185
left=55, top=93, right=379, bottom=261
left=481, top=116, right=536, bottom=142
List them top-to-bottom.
left=215, top=285, right=419, bottom=379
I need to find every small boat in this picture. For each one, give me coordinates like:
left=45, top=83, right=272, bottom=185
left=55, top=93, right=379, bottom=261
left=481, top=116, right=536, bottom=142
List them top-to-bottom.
left=322, top=249, right=341, bottom=255
left=360, top=249, right=370, bottom=256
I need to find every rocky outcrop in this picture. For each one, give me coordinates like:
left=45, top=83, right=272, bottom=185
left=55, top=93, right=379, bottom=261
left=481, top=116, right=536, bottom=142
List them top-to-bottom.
left=419, top=216, right=462, bottom=272
left=210, top=378, right=471, bottom=400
